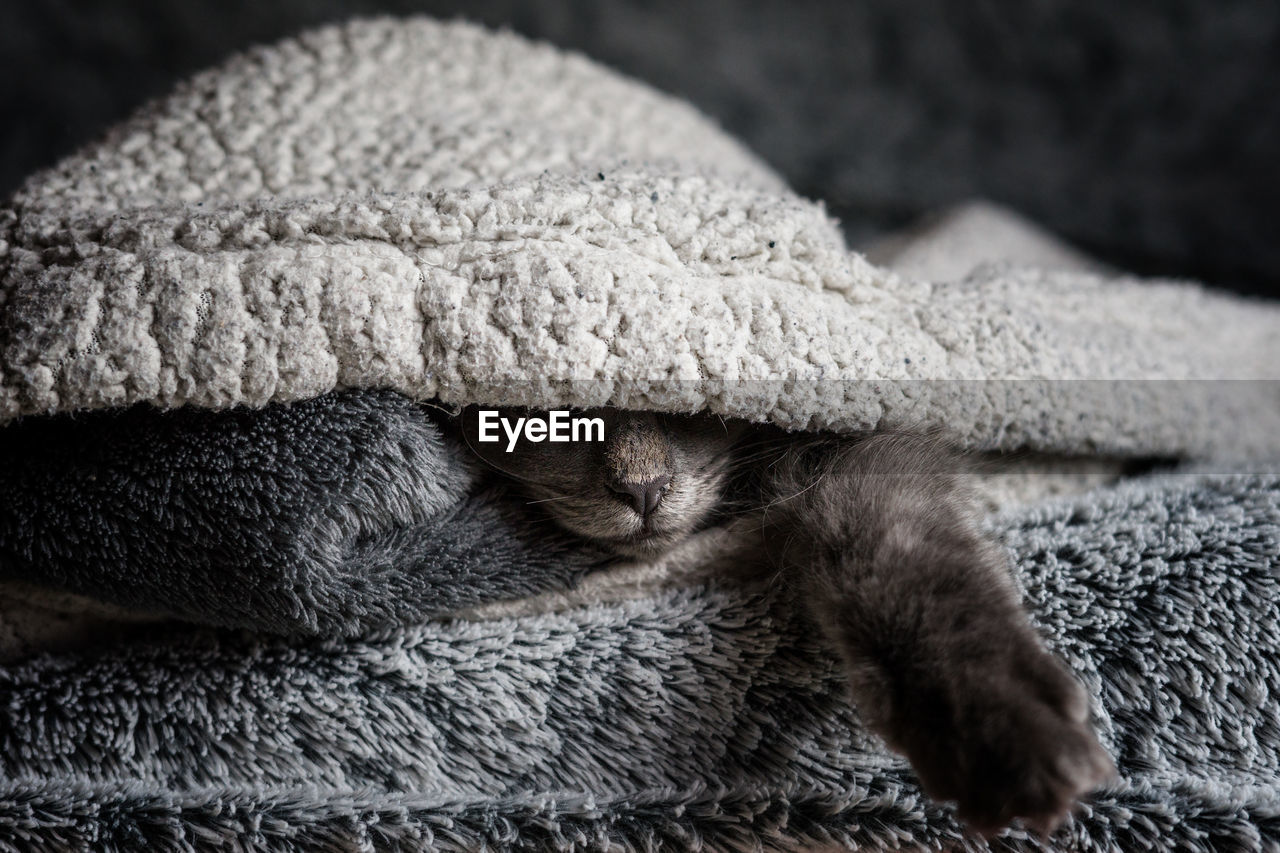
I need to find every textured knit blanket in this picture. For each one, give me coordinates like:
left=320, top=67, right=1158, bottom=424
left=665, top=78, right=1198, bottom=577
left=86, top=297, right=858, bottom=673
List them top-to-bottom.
left=2, top=16, right=1280, bottom=852
left=2, top=19, right=1278, bottom=455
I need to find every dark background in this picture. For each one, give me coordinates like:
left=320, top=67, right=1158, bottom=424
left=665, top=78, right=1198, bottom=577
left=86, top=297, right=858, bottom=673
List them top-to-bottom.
left=3, top=0, right=1277, bottom=296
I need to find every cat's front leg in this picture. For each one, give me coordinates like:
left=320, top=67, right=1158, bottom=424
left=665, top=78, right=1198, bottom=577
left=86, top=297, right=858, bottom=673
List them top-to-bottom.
left=763, top=433, right=1113, bottom=835
left=817, top=543, right=1115, bottom=836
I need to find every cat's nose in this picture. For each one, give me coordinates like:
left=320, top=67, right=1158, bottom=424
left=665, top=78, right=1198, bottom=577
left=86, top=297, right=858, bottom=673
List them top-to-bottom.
left=610, top=474, right=671, bottom=518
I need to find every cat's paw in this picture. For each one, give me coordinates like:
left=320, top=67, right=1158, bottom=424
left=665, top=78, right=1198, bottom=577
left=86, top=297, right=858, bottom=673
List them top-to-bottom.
left=890, top=648, right=1114, bottom=837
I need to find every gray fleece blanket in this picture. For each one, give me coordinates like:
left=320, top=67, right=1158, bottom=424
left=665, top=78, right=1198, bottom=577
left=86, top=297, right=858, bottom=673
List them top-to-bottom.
left=3, top=15, right=1280, bottom=853
left=0, top=392, right=599, bottom=634
left=1, top=459, right=1278, bottom=851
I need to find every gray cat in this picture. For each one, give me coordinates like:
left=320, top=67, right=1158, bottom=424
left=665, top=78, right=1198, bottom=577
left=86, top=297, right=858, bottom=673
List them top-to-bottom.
left=459, top=406, right=1114, bottom=836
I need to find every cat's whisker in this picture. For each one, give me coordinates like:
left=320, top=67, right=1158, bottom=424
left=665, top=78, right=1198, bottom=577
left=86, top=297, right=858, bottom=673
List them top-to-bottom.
left=761, top=470, right=828, bottom=513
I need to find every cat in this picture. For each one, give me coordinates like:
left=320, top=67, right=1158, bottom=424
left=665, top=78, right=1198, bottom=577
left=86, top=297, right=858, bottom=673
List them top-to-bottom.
left=456, top=406, right=1114, bottom=836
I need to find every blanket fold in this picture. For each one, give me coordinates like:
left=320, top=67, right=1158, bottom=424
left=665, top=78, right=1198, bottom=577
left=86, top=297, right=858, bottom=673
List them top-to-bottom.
left=0, top=391, right=598, bottom=633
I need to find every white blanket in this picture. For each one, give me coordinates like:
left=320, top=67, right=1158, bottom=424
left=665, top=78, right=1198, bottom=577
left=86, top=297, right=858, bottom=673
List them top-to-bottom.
left=2, top=17, right=1277, bottom=460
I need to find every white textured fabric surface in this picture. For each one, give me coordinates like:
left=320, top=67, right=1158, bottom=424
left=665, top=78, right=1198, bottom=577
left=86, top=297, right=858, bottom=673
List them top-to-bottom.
left=1, top=16, right=1277, bottom=456
left=864, top=200, right=1105, bottom=283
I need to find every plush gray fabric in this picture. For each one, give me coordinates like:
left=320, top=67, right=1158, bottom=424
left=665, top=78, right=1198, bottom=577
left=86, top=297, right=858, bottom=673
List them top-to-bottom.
left=0, top=391, right=598, bottom=633
left=0, top=467, right=1277, bottom=851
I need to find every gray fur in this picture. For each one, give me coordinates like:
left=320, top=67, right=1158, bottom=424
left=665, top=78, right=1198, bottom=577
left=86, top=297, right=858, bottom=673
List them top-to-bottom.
left=755, top=432, right=1112, bottom=833
left=0, top=466, right=1277, bottom=850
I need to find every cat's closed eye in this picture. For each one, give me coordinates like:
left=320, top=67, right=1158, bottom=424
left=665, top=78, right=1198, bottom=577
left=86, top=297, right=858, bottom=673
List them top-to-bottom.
left=459, top=407, right=741, bottom=556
